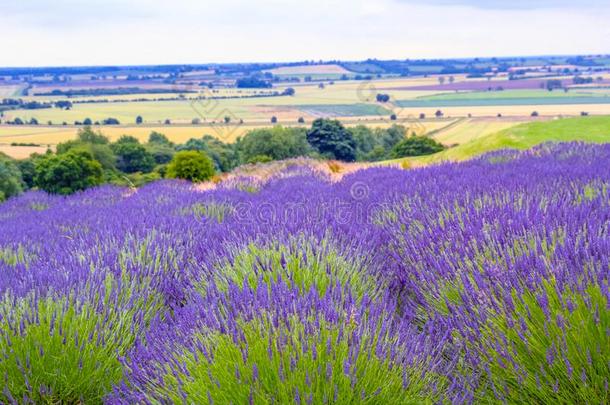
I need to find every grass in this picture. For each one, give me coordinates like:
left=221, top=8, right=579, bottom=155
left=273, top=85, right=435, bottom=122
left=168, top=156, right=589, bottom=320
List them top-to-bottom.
left=388, top=115, right=610, bottom=166
left=430, top=118, right=528, bottom=146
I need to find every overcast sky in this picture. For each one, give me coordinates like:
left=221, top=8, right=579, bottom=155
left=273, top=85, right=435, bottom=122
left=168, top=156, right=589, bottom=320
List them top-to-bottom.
left=1, top=0, right=609, bottom=67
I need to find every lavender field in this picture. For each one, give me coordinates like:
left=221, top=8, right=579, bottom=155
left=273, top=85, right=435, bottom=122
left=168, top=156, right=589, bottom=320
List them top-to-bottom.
left=1, top=142, right=609, bottom=403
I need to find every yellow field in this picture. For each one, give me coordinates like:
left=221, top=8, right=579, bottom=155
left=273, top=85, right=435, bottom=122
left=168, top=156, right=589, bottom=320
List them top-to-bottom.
left=430, top=117, right=529, bottom=146
left=0, top=145, right=51, bottom=159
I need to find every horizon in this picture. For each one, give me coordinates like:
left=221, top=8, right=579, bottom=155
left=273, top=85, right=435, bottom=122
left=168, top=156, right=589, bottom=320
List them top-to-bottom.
left=1, top=0, right=609, bottom=67
left=1, top=53, right=609, bottom=70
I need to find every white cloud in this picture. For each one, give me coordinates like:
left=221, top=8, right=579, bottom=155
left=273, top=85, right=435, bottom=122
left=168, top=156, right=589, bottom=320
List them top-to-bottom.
left=0, top=0, right=608, bottom=66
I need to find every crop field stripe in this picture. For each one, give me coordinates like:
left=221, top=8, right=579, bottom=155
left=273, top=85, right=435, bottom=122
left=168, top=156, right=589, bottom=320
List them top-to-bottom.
left=396, top=97, right=610, bottom=108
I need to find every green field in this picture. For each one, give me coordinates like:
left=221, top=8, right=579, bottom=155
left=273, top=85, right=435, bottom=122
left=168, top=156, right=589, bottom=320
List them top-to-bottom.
left=297, top=103, right=391, bottom=117
left=392, top=115, right=610, bottom=166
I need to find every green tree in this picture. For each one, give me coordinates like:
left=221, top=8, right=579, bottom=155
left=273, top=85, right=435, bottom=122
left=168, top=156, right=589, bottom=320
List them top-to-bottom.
left=136, top=115, right=143, bottom=124
left=306, top=119, right=356, bottom=161
left=350, top=125, right=377, bottom=159
left=380, top=125, right=407, bottom=150
left=77, top=126, right=109, bottom=144
left=237, top=126, right=311, bottom=163
left=148, top=131, right=173, bottom=146
left=111, top=136, right=155, bottom=173
left=178, top=136, right=237, bottom=172
left=390, top=136, right=445, bottom=158
left=146, top=143, right=175, bottom=165
left=166, top=150, right=215, bottom=182
left=34, top=151, right=103, bottom=195
left=0, top=154, right=23, bottom=202
left=17, top=158, right=37, bottom=189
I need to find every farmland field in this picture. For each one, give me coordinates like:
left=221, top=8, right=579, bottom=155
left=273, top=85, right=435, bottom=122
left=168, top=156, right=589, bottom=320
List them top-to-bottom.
left=397, top=96, right=610, bottom=108
left=392, top=115, right=610, bottom=166
left=428, top=117, right=529, bottom=146
left=0, top=118, right=451, bottom=157
left=2, top=142, right=610, bottom=403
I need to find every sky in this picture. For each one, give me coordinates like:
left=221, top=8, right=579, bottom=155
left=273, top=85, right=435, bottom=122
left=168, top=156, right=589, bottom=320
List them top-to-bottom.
left=0, top=0, right=609, bottom=67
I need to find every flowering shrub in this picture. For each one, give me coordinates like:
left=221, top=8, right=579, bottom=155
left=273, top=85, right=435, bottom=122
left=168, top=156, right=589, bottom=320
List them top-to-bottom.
left=0, top=142, right=608, bottom=403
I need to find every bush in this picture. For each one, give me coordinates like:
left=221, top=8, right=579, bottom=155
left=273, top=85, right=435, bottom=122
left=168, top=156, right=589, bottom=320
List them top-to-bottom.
left=102, top=118, right=120, bottom=125
left=177, top=136, right=237, bottom=173
left=391, top=136, right=445, bottom=158
left=166, top=150, right=215, bottom=182
left=34, top=151, right=103, bottom=195
left=247, top=154, right=273, bottom=164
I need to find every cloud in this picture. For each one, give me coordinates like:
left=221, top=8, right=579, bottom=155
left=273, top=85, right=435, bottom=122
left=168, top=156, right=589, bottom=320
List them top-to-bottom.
left=0, top=0, right=608, bottom=66
left=400, top=0, right=609, bottom=9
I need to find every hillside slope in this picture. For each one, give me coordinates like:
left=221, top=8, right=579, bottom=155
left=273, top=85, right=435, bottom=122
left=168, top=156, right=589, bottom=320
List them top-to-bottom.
left=391, top=115, right=610, bottom=166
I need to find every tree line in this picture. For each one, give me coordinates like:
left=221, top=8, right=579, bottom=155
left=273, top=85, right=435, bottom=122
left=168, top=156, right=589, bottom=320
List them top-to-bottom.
left=0, top=119, right=445, bottom=200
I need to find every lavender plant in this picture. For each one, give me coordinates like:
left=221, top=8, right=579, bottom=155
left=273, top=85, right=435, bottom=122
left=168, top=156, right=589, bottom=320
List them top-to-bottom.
left=0, top=142, right=608, bottom=403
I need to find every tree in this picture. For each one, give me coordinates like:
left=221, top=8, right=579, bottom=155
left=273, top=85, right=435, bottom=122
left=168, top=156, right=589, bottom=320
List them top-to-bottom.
left=438, top=76, right=446, bottom=85
left=449, top=76, right=455, bottom=84
left=236, top=77, right=272, bottom=88
left=283, top=87, right=295, bottom=96
left=376, top=94, right=390, bottom=102
left=435, top=110, right=444, bottom=118
left=531, top=111, right=539, bottom=117
left=390, top=114, right=397, bottom=121
left=136, top=116, right=143, bottom=124
left=271, top=116, right=278, bottom=123
left=298, top=117, right=305, bottom=124
left=83, top=118, right=92, bottom=125
left=102, top=118, right=120, bottom=125
left=164, top=119, right=171, bottom=125
left=306, top=119, right=356, bottom=161
left=350, top=125, right=376, bottom=159
left=381, top=125, right=407, bottom=150
left=77, top=126, right=109, bottom=144
left=237, top=126, right=312, bottom=163
left=148, top=131, right=172, bottom=146
left=177, top=135, right=237, bottom=173
left=111, top=136, right=155, bottom=173
left=391, top=136, right=445, bottom=158
left=146, top=143, right=175, bottom=165
left=166, top=150, right=215, bottom=182
left=34, top=151, right=103, bottom=195
left=0, top=154, right=23, bottom=201
left=17, top=158, right=37, bottom=189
